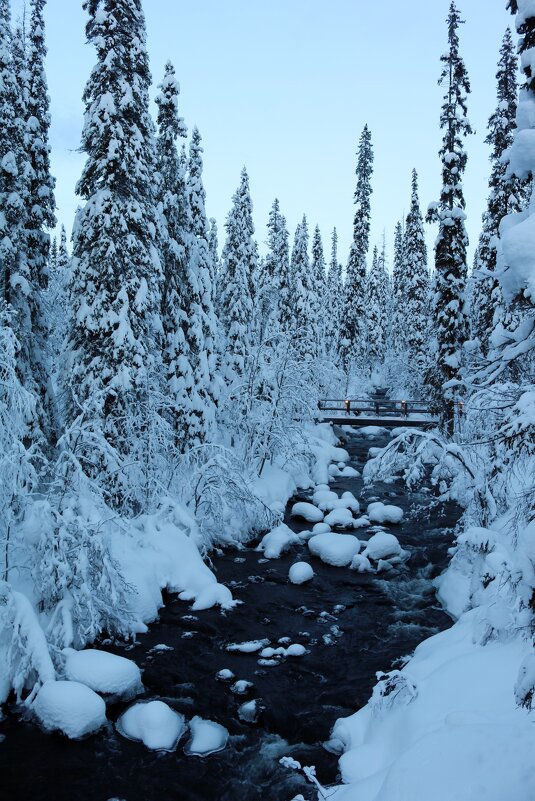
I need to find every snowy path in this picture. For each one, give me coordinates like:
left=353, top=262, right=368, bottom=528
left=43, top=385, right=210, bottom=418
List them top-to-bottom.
left=0, top=431, right=461, bottom=801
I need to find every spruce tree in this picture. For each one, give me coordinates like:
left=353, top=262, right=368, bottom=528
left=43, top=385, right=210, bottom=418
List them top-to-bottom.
left=67, top=0, right=163, bottom=508
left=427, top=1, right=472, bottom=431
left=471, top=27, right=526, bottom=353
left=155, top=61, right=205, bottom=451
left=187, top=125, right=220, bottom=436
left=339, top=125, right=373, bottom=377
left=220, top=168, right=256, bottom=382
left=404, top=170, right=430, bottom=384
left=259, top=198, right=290, bottom=338
left=292, top=215, right=317, bottom=358
left=390, top=221, right=406, bottom=357
left=311, top=224, right=327, bottom=354
left=326, top=227, right=343, bottom=357
left=365, top=242, right=388, bottom=377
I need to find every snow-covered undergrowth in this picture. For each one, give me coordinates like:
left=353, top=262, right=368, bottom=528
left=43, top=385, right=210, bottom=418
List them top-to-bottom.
left=329, top=400, right=535, bottom=800
left=0, top=422, right=341, bottom=713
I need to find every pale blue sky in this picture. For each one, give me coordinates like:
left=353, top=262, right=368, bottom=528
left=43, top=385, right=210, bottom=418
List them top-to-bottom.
left=15, top=0, right=513, bottom=268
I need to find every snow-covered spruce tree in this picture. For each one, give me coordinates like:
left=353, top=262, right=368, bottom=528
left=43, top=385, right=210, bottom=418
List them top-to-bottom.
left=24, top=0, right=56, bottom=442
left=66, top=0, right=164, bottom=511
left=426, top=1, right=472, bottom=432
left=471, top=27, right=526, bottom=354
left=155, top=61, right=205, bottom=452
left=339, top=124, right=373, bottom=380
left=187, top=125, right=221, bottom=437
left=220, top=168, right=256, bottom=383
left=404, top=170, right=430, bottom=388
left=258, top=198, right=291, bottom=339
left=292, top=215, right=319, bottom=359
left=209, top=217, right=219, bottom=275
left=390, top=221, right=406, bottom=358
left=311, top=224, right=327, bottom=355
left=46, top=225, right=71, bottom=397
left=326, top=227, right=343, bottom=358
left=364, top=243, right=389, bottom=379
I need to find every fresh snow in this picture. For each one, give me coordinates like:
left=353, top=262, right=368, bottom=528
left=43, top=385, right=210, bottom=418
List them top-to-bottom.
left=291, top=502, right=324, bottom=523
left=366, top=502, right=404, bottom=524
left=256, top=523, right=301, bottom=559
left=362, top=532, right=403, bottom=561
left=308, top=533, right=361, bottom=567
left=288, top=562, right=315, bottom=584
left=63, top=648, right=142, bottom=698
left=33, top=680, right=106, bottom=739
left=117, top=701, right=186, bottom=751
left=184, top=716, right=229, bottom=756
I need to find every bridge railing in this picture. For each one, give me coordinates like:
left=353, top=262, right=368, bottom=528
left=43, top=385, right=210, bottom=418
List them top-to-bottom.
left=317, top=398, right=437, bottom=418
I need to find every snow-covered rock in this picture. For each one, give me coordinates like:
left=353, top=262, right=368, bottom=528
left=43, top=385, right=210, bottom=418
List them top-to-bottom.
left=329, top=464, right=360, bottom=478
left=313, top=489, right=338, bottom=506
left=291, top=502, right=324, bottom=523
left=366, top=502, right=404, bottom=524
left=324, top=507, right=355, bottom=528
left=312, top=522, right=331, bottom=533
left=256, top=523, right=300, bottom=559
left=362, top=532, right=403, bottom=561
left=308, top=533, right=361, bottom=567
left=350, top=554, right=373, bottom=573
left=289, top=562, right=315, bottom=584
left=191, top=583, right=235, bottom=611
left=226, top=639, right=270, bottom=653
left=64, top=649, right=142, bottom=699
left=216, top=669, right=234, bottom=682
left=230, top=679, right=253, bottom=694
left=33, top=680, right=106, bottom=739
left=117, top=700, right=186, bottom=751
left=238, top=700, right=260, bottom=723
left=184, top=716, right=228, bottom=756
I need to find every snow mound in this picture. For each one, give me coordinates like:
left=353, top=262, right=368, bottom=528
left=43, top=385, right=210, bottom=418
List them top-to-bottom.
left=329, top=464, right=360, bottom=478
left=313, top=489, right=338, bottom=506
left=291, top=502, right=324, bottom=523
left=366, top=502, right=403, bottom=524
left=324, top=507, right=355, bottom=528
left=312, top=522, right=331, bottom=533
left=256, top=523, right=301, bottom=559
left=362, top=532, right=402, bottom=561
left=308, top=533, right=361, bottom=567
left=350, top=554, right=373, bottom=573
left=289, top=562, right=315, bottom=584
left=191, top=582, right=236, bottom=611
left=226, top=639, right=270, bottom=653
left=259, top=643, right=306, bottom=659
left=64, top=649, right=142, bottom=699
left=216, top=669, right=234, bottom=682
left=230, top=679, right=253, bottom=694
left=33, top=680, right=106, bottom=739
left=238, top=699, right=260, bottom=723
left=117, top=700, right=186, bottom=751
left=185, top=716, right=228, bottom=756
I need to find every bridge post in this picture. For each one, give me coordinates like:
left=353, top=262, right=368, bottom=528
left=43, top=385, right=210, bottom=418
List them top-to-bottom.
left=345, top=399, right=351, bottom=414
left=401, top=400, right=407, bottom=418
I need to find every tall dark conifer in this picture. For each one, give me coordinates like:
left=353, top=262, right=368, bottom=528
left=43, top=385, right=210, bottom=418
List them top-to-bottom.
left=67, top=0, right=163, bottom=507
left=427, top=1, right=472, bottom=431
left=471, top=28, right=526, bottom=353
left=339, top=125, right=373, bottom=376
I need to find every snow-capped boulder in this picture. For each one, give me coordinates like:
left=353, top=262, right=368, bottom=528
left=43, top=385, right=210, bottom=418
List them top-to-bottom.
left=313, top=489, right=338, bottom=506
left=367, top=501, right=404, bottom=524
left=291, top=502, right=324, bottom=523
left=324, top=507, right=355, bottom=529
left=312, top=522, right=331, bottom=534
left=256, top=523, right=300, bottom=559
left=362, top=532, right=402, bottom=561
left=308, top=533, right=361, bottom=567
left=350, top=554, right=373, bottom=573
left=289, top=562, right=315, bottom=584
left=191, top=583, right=235, bottom=611
left=64, top=649, right=142, bottom=699
left=33, top=680, right=106, bottom=739
left=117, top=700, right=186, bottom=751
left=184, top=716, right=228, bottom=756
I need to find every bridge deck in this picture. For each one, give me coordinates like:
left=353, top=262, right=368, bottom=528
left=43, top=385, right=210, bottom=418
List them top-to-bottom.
left=321, top=415, right=438, bottom=429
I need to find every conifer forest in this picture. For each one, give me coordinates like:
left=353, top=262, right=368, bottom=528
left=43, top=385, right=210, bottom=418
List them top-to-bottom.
left=1, top=1, right=535, bottom=800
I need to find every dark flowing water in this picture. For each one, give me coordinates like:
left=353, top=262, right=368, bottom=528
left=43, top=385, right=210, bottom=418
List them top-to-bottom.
left=0, top=431, right=461, bottom=801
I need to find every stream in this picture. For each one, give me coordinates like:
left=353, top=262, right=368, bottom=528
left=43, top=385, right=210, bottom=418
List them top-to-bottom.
left=0, top=430, right=461, bottom=801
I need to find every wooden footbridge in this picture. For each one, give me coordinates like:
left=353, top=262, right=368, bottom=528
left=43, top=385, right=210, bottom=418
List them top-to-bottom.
left=317, top=398, right=441, bottom=429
